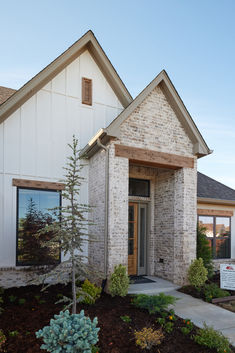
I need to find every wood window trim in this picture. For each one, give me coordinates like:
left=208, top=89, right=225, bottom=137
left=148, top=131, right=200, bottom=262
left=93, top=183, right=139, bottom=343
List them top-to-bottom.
left=82, top=77, right=92, bottom=105
left=115, top=144, right=194, bottom=169
left=12, top=178, right=65, bottom=191
left=16, top=187, right=61, bottom=266
left=197, top=209, right=234, bottom=217
left=198, top=214, right=231, bottom=259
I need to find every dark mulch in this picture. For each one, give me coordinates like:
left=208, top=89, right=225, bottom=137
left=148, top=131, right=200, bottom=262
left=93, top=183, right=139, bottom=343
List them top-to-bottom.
left=179, top=273, right=235, bottom=301
left=1, top=283, right=234, bottom=353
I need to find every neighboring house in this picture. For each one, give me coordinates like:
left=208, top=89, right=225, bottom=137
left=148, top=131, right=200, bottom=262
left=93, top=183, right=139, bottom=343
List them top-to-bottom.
left=0, top=30, right=225, bottom=288
left=197, top=172, right=235, bottom=269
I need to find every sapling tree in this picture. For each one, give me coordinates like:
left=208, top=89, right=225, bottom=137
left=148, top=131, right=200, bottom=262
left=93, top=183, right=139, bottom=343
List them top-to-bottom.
left=35, top=136, right=95, bottom=313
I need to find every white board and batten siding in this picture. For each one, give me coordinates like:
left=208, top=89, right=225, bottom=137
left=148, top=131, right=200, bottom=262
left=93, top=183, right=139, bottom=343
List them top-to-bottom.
left=0, top=50, right=124, bottom=267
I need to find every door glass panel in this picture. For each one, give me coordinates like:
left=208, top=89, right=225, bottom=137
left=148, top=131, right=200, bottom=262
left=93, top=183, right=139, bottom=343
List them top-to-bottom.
left=129, top=206, right=134, bottom=221
left=139, top=207, right=146, bottom=267
left=128, top=222, right=134, bottom=239
left=128, top=240, right=134, bottom=255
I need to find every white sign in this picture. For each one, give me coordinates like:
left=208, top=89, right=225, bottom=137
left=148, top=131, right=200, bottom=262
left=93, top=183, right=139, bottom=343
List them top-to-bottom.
left=220, top=264, right=235, bottom=291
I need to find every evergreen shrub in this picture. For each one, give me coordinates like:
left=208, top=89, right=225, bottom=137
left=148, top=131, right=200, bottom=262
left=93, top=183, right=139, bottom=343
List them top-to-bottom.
left=197, top=225, right=214, bottom=278
left=188, top=258, right=208, bottom=289
left=109, top=265, right=129, bottom=297
left=77, top=279, right=101, bottom=305
left=203, top=283, right=230, bottom=302
left=132, top=293, right=177, bottom=314
left=36, top=310, right=99, bottom=353
left=194, top=323, right=231, bottom=353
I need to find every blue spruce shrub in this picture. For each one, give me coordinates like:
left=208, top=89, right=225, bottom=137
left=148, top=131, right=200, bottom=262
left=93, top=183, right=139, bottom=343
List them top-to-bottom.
left=36, top=310, right=99, bottom=353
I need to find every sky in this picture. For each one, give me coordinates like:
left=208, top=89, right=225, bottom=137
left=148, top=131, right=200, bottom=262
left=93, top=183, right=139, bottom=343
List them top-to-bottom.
left=0, top=0, right=235, bottom=188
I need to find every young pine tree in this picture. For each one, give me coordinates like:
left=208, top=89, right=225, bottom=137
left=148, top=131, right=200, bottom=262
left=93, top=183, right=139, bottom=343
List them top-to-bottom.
left=36, top=136, right=94, bottom=314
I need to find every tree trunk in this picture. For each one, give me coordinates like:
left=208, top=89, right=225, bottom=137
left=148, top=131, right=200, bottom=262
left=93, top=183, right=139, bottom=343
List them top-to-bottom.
left=72, top=255, right=76, bottom=314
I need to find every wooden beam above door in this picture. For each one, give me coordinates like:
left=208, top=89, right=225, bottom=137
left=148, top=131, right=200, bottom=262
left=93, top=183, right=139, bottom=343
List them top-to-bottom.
left=115, top=144, right=194, bottom=169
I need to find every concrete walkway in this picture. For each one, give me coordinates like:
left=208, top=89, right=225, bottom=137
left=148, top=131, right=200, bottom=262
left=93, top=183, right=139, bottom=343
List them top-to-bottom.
left=128, top=276, right=235, bottom=346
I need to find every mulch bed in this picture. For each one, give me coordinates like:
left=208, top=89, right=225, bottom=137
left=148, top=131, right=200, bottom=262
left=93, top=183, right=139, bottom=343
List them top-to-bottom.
left=179, top=273, right=235, bottom=301
left=1, top=283, right=234, bottom=353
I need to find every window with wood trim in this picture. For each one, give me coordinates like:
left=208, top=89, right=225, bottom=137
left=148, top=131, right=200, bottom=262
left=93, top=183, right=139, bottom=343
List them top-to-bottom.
left=82, top=77, right=92, bottom=105
left=16, top=188, right=61, bottom=266
left=198, top=215, right=231, bottom=259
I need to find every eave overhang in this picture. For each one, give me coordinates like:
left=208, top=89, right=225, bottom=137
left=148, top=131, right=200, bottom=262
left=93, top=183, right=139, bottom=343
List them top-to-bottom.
left=197, top=197, right=235, bottom=206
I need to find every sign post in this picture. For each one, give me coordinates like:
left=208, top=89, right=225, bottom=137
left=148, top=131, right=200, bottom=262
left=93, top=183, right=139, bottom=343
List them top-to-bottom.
left=220, top=264, right=235, bottom=291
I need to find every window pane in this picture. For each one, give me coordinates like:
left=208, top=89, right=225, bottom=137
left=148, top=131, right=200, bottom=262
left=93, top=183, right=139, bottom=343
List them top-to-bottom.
left=129, top=179, right=150, bottom=197
left=17, top=188, right=60, bottom=265
left=129, top=206, right=134, bottom=221
left=139, top=207, right=146, bottom=267
left=198, top=216, right=213, bottom=254
left=198, top=216, right=214, bottom=238
left=215, top=217, right=230, bottom=259
left=128, top=222, right=134, bottom=239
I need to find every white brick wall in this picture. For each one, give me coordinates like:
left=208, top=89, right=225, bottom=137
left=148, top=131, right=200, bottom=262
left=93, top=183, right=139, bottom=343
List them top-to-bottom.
left=88, top=84, right=197, bottom=285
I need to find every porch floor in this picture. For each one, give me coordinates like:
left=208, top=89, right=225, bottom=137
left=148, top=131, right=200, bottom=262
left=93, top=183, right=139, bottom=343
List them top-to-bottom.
left=128, top=276, right=235, bottom=347
left=128, top=276, right=179, bottom=294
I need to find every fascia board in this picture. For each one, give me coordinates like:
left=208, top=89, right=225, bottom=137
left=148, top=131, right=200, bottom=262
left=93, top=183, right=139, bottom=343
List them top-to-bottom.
left=197, top=197, right=235, bottom=206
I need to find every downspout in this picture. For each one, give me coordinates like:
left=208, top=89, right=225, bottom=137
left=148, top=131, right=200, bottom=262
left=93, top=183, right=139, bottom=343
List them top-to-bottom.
left=97, top=138, right=109, bottom=278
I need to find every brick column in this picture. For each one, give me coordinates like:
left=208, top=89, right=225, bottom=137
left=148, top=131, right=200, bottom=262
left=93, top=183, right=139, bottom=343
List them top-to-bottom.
left=107, top=144, right=129, bottom=274
left=173, top=160, right=197, bottom=285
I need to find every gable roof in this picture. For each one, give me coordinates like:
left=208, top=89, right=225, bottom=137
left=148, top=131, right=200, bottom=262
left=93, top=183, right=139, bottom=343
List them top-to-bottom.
left=0, top=30, right=132, bottom=124
left=81, top=70, right=211, bottom=158
left=0, top=86, right=17, bottom=105
left=197, top=172, right=235, bottom=204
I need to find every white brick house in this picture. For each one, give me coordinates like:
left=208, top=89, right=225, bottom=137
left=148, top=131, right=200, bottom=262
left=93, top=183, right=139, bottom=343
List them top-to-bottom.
left=0, top=31, right=212, bottom=287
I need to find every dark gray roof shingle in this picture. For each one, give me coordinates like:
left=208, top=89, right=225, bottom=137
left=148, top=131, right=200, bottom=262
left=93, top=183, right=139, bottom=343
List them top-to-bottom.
left=0, top=86, right=17, bottom=105
left=197, top=172, right=235, bottom=201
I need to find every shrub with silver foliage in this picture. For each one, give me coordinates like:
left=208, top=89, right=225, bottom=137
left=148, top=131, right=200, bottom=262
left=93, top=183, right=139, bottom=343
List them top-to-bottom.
left=36, top=310, right=99, bottom=353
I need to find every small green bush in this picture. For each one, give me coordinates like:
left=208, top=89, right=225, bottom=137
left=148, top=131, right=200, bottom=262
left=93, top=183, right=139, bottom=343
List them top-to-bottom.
left=197, top=225, right=214, bottom=278
left=188, top=258, right=208, bottom=289
left=109, top=265, right=130, bottom=297
left=77, top=279, right=101, bottom=305
left=203, top=283, right=230, bottom=302
left=132, top=293, right=177, bottom=314
left=9, top=295, right=17, bottom=303
left=18, top=298, right=26, bottom=305
left=156, top=309, right=176, bottom=333
left=36, top=310, right=100, bottom=353
left=120, top=315, right=132, bottom=323
left=181, top=319, right=194, bottom=335
left=194, top=323, right=231, bottom=353
left=135, top=327, right=164, bottom=350
left=9, top=330, right=19, bottom=337
left=91, top=346, right=100, bottom=353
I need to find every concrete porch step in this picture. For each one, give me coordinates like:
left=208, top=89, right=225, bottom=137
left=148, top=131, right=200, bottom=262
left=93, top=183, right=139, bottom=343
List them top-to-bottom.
left=128, top=276, right=180, bottom=294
